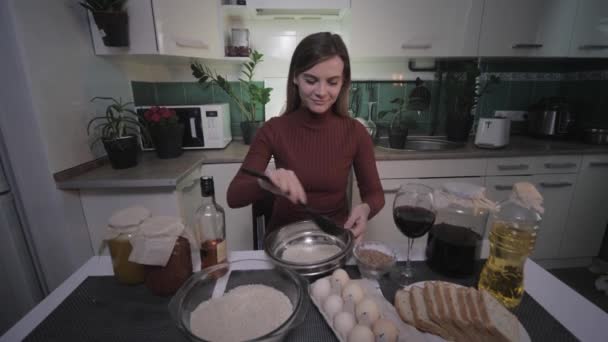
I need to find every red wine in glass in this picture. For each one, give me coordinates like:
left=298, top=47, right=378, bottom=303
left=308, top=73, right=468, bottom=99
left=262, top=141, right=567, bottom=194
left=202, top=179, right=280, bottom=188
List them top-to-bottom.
left=393, top=205, right=436, bottom=238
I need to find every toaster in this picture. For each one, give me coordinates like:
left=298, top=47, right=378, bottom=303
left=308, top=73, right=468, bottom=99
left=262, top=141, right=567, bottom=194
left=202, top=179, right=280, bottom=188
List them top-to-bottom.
left=474, top=118, right=510, bottom=149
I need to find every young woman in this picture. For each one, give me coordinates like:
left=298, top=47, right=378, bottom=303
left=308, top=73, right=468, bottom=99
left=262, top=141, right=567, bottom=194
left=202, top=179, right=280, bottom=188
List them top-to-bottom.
left=227, top=32, right=384, bottom=241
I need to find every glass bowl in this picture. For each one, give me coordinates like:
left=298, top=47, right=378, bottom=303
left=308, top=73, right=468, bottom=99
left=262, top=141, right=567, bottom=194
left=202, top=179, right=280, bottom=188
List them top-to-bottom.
left=264, top=220, right=354, bottom=278
left=353, top=241, right=397, bottom=279
left=168, top=259, right=309, bottom=342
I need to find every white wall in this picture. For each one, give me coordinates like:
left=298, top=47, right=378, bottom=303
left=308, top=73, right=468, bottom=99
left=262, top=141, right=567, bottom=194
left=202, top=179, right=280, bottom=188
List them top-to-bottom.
left=0, top=0, right=132, bottom=295
left=12, top=0, right=133, bottom=173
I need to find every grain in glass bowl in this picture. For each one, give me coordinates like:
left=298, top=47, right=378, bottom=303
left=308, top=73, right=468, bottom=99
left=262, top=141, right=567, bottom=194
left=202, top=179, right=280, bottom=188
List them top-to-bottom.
left=353, top=241, right=397, bottom=279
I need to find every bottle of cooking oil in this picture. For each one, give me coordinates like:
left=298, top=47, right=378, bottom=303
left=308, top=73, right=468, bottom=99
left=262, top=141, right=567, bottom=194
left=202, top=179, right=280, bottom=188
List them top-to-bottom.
left=478, top=183, right=543, bottom=309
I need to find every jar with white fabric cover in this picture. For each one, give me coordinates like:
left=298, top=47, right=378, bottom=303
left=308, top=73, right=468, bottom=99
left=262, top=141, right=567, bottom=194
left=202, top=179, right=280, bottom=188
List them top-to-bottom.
left=425, top=182, right=497, bottom=277
left=106, top=206, right=150, bottom=284
left=128, top=216, right=194, bottom=296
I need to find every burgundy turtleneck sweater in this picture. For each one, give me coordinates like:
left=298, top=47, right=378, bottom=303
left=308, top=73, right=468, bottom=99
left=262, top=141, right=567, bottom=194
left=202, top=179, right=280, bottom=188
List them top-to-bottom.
left=226, top=107, right=385, bottom=231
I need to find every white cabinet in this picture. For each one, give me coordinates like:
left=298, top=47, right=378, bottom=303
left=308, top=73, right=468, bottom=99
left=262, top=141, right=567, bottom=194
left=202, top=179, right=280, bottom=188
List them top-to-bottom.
left=89, top=0, right=158, bottom=55
left=90, top=0, right=223, bottom=58
left=153, top=0, right=222, bottom=58
left=348, top=0, right=483, bottom=58
left=478, top=0, right=577, bottom=57
left=569, top=0, right=608, bottom=57
left=560, top=155, right=608, bottom=258
left=201, top=163, right=253, bottom=252
left=531, top=173, right=577, bottom=259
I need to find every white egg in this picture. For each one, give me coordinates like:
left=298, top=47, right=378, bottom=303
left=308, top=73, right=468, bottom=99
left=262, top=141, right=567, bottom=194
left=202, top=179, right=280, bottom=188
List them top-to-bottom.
left=331, top=269, right=350, bottom=292
left=311, top=277, right=331, bottom=302
left=342, top=282, right=365, bottom=305
left=323, top=294, right=344, bottom=319
left=355, top=298, right=380, bottom=325
left=334, top=311, right=356, bottom=339
left=372, top=319, right=399, bottom=342
left=348, top=324, right=375, bottom=342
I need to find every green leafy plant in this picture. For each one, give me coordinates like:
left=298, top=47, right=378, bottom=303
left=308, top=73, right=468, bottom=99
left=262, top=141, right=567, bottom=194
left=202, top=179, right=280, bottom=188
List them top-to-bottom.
left=79, top=0, right=128, bottom=12
left=190, top=50, right=272, bottom=122
left=86, top=97, right=149, bottom=147
left=378, top=97, right=419, bottom=131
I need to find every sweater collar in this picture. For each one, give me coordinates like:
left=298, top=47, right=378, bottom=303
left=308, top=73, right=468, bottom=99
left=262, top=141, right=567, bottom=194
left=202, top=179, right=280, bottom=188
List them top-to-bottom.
left=293, top=106, right=337, bottom=129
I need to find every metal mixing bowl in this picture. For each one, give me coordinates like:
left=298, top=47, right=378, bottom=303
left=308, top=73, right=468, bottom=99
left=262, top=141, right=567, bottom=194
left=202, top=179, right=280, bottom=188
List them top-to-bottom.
left=264, top=220, right=354, bottom=277
left=168, top=259, right=309, bottom=342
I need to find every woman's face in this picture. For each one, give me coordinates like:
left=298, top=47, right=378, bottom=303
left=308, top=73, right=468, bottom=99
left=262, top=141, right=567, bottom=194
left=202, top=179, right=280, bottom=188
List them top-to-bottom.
left=293, top=55, right=344, bottom=114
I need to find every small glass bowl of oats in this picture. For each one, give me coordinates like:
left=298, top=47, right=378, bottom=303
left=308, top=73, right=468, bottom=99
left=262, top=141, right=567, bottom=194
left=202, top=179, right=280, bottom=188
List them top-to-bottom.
left=353, top=241, right=397, bottom=279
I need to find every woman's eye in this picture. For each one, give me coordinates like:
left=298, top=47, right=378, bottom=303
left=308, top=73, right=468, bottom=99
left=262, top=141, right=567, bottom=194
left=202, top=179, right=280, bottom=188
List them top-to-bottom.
left=305, top=79, right=316, bottom=85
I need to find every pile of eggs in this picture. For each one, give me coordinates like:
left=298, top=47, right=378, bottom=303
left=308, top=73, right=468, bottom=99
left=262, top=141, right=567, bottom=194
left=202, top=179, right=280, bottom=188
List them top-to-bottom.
left=310, top=269, right=399, bottom=342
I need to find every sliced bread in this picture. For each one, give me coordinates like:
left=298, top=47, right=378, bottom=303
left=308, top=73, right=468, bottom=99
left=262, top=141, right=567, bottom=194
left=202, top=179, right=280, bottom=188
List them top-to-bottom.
left=429, top=282, right=470, bottom=342
left=440, top=283, right=487, bottom=342
left=410, top=286, right=454, bottom=340
left=394, top=288, right=415, bottom=326
left=478, top=289, right=520, bottom=342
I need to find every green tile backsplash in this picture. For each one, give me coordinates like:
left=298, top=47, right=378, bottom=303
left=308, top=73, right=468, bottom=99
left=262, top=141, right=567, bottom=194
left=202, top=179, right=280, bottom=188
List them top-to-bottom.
left=133, top=61, right=608, bottom=139
left=132, top=81, right=264, bottom=137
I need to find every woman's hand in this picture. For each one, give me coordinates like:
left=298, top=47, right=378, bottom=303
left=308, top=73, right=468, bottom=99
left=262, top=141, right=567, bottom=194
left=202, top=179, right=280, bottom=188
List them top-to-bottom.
left=258, top=168, right=307, bottom=205
left=344, top=203, right=371, bottom=243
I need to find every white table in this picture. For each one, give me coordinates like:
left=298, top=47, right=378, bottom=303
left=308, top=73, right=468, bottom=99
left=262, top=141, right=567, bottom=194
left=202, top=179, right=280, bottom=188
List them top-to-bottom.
left=2, top=251, right=608, bottom=342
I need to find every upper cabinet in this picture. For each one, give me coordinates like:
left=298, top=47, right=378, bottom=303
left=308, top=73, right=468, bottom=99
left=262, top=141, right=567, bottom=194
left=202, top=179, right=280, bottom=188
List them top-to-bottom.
left=90, top=0, right=223, bottom=59
left=152, top=0, right=222, bottom=59
left=348, top=0, right=483, bottom=58
left=478, top=0, right=577, bottom=57
left=569, top=0, right=608, bottom=58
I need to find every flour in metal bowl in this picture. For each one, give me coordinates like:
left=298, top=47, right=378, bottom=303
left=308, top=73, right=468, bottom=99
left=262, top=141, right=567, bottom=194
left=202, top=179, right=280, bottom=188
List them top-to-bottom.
left=281, top=243, right=342, bottom=264
left=190, top=284, right=293, bottom=342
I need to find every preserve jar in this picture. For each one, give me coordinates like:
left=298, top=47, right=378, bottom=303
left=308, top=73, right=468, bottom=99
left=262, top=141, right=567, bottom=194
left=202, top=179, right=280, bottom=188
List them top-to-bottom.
left=426, top=182, right=495, bottom=277
left=106, top=206, right=150, bottom=285
left=144, top=235, right=193, bottom=296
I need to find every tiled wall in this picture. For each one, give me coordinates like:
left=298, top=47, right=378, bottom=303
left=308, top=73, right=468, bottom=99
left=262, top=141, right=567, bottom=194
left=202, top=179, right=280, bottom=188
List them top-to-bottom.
left=133, top=60, right=608, bottom=138
left=132, top=81, right=265, bottom=137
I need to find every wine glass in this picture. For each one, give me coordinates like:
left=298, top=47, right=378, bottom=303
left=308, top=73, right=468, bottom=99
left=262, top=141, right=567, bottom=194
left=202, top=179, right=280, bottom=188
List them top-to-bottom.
left=392, top=183, right=436, bottom=285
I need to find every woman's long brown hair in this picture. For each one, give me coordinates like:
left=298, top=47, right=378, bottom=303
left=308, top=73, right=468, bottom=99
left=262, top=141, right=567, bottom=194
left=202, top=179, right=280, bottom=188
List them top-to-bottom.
left=284, top=32, right=351, bottom=117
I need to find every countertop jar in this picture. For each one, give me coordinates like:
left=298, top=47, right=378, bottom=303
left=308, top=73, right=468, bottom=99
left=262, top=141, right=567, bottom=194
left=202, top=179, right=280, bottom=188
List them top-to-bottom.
left=106, top=206, right=150, bottom=285
left=145, top=236, right=193, bottom=296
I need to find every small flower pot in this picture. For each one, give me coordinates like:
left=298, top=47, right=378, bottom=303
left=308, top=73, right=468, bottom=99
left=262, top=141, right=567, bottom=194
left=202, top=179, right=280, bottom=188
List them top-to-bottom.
left=92, top=11, right=129, bottom=47
left=240, top=121, right=264, bottom=145
left=150, top=124, right=184, bottom=159
left=388, top=127, right=408, bottom=149
left=103, top=136, right=139, bottom=169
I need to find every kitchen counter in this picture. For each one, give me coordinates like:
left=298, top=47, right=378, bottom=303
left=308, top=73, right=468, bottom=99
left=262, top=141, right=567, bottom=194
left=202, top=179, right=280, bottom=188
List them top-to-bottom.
left=57, top=137, right=608, bottom=190
left=2, top=250, right=608, bottom=342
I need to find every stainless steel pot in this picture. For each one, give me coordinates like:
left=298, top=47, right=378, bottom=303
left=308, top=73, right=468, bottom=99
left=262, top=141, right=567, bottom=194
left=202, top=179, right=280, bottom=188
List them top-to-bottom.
left=528, top=97, right=575, bottom=138
left=584, top=128, right=608, bottom=145
left=264, top=220, right=354, bottom=277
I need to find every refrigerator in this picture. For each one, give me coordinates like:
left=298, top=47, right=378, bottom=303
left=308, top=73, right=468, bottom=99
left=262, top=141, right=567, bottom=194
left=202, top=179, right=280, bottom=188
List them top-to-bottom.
left=0, top=156, right=44, bottom=335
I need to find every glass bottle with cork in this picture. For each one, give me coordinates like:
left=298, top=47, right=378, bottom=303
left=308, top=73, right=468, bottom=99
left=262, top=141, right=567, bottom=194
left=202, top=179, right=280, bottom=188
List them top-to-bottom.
left=195, top=176, right=227, bottom=269
left=478, top=182, right=543, bottom=309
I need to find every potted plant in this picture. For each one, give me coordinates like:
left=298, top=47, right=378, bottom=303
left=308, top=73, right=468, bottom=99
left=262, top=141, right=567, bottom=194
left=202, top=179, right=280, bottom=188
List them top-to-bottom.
left=80, top=0, right=130, bottom=47
left=190, top=50, right=272, bottom=144
left=444, top=64, right=500, bottom=142
left=87, top=97, right=148, bottom=169
left=378, top=97, right=419, bottom=149
left=140, top=106, right=184, bottom=159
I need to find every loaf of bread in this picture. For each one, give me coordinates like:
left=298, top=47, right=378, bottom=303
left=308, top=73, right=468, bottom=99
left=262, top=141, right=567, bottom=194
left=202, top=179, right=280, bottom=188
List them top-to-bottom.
left=394, top=282, right=520, bottom=342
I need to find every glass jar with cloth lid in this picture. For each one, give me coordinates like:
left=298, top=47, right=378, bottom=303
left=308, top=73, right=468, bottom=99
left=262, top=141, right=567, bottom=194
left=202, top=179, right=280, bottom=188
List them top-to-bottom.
left=425, top=182, right=497, bottom=277
left=106, top=206, right=150, bottom=284
left=128, top=216, right=194, bottom=296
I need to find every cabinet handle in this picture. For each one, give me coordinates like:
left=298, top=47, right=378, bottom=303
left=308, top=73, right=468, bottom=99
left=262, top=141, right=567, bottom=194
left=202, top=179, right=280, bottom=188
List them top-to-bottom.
left=175, top=38, right=209, bottom=49
left=401, top=43, right=432, bottom=50
left=512, top=43, right=543, bottom=49
left=578, top=45, right=608, bottom=50
left=544, top=162, right=577, bottom=169
left=589, top=162, right=608, bottom=167
left=497, top=164, right=529, bottom=171
left=539, top=182, right=573, bottom=188
left=494, top=185, right=513, bottom=191
left=383, top=187, right=400, bottom=193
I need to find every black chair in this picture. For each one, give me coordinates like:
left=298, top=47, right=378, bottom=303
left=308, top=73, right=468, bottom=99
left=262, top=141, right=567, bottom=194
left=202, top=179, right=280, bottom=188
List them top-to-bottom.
left=251, top=192, right=275, bottom=250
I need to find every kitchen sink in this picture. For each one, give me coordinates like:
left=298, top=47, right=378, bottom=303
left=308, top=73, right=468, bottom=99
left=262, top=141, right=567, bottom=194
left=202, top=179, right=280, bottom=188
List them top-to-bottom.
left=376, top=137, right=466, bottom=151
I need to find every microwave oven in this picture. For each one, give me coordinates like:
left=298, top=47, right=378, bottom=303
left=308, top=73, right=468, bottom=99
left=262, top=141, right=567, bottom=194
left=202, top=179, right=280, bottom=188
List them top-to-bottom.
left=136, top=104, right=232, bottom=150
